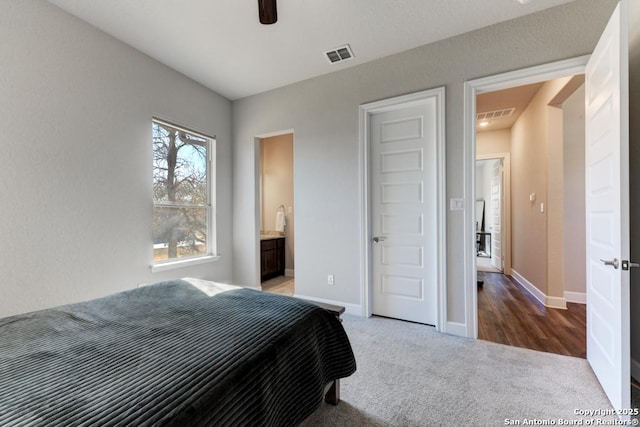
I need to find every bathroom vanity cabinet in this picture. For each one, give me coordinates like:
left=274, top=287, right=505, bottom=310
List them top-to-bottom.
left=260, top=237, right=285, bottom=281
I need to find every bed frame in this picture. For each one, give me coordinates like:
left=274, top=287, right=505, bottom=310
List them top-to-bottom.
left=298, top=297, right=347, bottom=405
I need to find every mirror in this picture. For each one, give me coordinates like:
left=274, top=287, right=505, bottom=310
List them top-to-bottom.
left=476, top=199, right=485, bottom=232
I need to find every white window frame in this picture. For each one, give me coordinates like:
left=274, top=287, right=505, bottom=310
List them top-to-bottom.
left=151, top=118, right=219, bottom=272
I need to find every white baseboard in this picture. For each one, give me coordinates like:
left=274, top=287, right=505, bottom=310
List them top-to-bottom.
left=285, top=269, right=295, bottom=277
left=510, top=269, right=567, bottom=309
left=511, top=269, right=545, bottom=305
left=564, top=291, right=586, bottom=304
left=293, top=293, right=362, bottom=316
left=546, top=296, right=567, bottom=309
left=445, top=321, right=469, bottom=338
left=632, top=357, right=640, bottom=382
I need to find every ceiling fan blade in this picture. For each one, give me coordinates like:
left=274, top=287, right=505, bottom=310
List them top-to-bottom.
left=258, top=0, right=277, bottom=25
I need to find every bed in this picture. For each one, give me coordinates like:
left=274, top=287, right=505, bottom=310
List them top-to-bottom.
left=0, top=278, right=356, bottom=426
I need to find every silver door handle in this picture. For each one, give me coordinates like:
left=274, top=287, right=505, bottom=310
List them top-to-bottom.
left=372, top=236, right=386, bottom=243
left=600, top=258, right=619, bottom=269
left=622, top=260, right=640, bottom=270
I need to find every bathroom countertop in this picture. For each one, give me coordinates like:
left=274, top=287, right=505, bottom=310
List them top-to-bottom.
left=260, top=235, right=285, bottom=241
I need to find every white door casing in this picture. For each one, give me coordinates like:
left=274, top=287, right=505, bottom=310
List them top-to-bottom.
left=585, top=1, right=630, bottom=412
left=464, top=56, right=591, bottom=339
left=360, top=88, right=446, bottom=328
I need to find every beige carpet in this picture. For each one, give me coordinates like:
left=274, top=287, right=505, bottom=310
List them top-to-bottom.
left=303, top=315, right=616, bottom=426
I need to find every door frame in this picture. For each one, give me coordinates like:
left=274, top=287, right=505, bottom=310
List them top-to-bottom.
left=462, top=56, right=589, bottom=338
left=359, top=87, right=447, bottom=331
left=254, top=128, right=295, bottom=288
left=476, top=153, right=511, bottom=275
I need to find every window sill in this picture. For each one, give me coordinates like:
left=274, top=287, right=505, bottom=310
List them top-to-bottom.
left=151, top=254, right=221, bottom=273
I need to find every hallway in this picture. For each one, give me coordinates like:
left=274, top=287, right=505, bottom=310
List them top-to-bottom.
left=478, top=272, right=586, bottom=358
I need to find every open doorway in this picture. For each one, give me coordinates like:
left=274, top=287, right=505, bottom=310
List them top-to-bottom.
left=464, top=6, right=632, bottom=411
left=474, top=76, right=587, bottom=358
left=258, top=133, right=295, bottom=296
left=475, top=156, right=507, bottom=274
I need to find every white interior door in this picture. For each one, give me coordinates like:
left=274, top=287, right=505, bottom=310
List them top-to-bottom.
left=585, top=1, right=630, bottom=412
left=370, top=95, right=441, bottom=325
left=490, top=160, right=503, bottom=271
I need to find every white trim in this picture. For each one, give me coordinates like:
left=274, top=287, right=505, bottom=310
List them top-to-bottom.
left=463, top=56, right=589, bottom=338
left=359, top=87, right=447, bottom=331
left=358, top=100, right=370, bottom=318
left=255, top=128, right=295, bottom=139
left=151, top=254, right=221, bottom=273
left=284, top=269, right=295, bottom=277
left=511, top=269, right=567, bottom=309
left=511, top=269, right=546, bottom=305
left=564, top=291, right=587, bottom=304
left=293, top=293, right=362, bottom=316
left=546, top=296, right=568, bottom=310
left=445, top=322, right=468, bottom=337
left=631, top=357, right=640, bottom=383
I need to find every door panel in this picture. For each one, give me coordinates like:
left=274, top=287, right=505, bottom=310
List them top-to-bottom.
left=585, top=1, right=629, bottom=412
left=371, top=99, right=440, bottom=325
left=491, top=160, right=503, bottom=271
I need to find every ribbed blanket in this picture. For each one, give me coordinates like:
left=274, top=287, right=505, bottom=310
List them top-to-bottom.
left=0, top=280, right=356, bottom=426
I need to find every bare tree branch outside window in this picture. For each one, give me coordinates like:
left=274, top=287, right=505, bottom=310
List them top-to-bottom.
left=152, top=120, right=211, bottom=262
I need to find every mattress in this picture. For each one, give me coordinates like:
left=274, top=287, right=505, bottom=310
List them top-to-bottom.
left=0, top=279, right=356, bottom=426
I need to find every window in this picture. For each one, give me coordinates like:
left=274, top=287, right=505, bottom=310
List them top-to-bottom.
left=152, top=119, right=216, bottom=269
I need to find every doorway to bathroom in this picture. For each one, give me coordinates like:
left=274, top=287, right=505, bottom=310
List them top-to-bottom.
left=259, top=133, right=295, bottom=296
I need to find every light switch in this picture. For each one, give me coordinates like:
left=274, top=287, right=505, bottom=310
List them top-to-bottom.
left=529, top=193, right=536, bottom=203
left=450, top=198, right=464, bottom=211
left=540, top=202, right=544, bottom=213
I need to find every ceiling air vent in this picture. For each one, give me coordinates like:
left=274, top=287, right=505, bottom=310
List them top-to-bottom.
left=325, top=45, right=354, bottom=64
left=476, top=107, right=516, bottom=121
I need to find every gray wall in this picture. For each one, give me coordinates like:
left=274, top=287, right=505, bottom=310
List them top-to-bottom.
left=0, top=0, right=233, bottom=318
left=232, top=0, right=617, bottom=323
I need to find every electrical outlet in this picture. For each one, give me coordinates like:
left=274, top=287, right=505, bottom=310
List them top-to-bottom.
left=327, top=274, right=335, bottom=285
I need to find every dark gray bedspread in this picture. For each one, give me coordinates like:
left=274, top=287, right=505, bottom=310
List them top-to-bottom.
left=0, top=280, right=356, bottom=426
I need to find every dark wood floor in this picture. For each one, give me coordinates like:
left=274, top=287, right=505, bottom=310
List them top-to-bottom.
left=478, top=271, right=586, bottom=358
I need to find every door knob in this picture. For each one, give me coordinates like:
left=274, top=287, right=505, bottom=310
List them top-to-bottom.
left=372, top=236, right=386, bottom=243
left=600, top=258, right=619, bottom=269
left=622, top=260, right=640, bottom=271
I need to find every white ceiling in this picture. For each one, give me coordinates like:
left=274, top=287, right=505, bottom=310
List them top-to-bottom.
left=48, top=0, right=576, bottom=100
